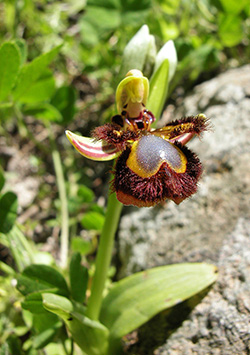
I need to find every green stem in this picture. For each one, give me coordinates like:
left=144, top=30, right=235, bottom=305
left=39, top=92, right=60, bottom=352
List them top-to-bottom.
left=49, top=129, right=69, bottom=269
left=86, top=191, right=123, bottom=321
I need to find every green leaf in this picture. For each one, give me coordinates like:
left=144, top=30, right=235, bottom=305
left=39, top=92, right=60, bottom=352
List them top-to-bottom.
left=218, top=14, right=243, bottom=47
left=0, top=42, right=21, bottom=101
left=13, top=44, right=62, bottom=101
left=147, top=59, right=169, bottom=122
left=18, top=70, right=56, bottom=104
left=23, top=103, right=62, bottom=122
left=0, top=167, right=5, bottom=192
left=0, top=191, right=18, bottom=233
left=81, top=211, right=105, bottom=231
left=70, top=252, right=88, bottom=303
left=100, top=263, right=217, bottom=343
left=17, top=264, right=69, bottom=297
left=22, top=292, right=48, bottom=314
left=43, top=293, right=109, bottom=355
left=6, top=334, right=22, bottom=355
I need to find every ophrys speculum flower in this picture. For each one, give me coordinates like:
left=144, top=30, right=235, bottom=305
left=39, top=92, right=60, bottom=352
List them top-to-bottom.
left=66, top=69, right=208, bottom=207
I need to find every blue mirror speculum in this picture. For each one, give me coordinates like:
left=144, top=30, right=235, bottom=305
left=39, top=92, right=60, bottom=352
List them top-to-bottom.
left=67, top=70, right=209, bottom=207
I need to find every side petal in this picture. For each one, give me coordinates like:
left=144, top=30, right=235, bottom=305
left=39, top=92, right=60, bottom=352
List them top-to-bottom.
left=152, top=114, right=209, bottom=142
left=65, top=130, right=121, bottom=161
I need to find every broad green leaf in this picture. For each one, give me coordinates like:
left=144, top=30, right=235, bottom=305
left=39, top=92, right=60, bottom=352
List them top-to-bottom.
left=218, top=14, right=243, bottom=47
left=0, top=42, right=21, bottom=101
left=13, top=44, right=62, bottom=100
left=148, top=59, right=169, bottom=122
left=17, top=70, right=56, bottom=103
left=23, top=103, right=62, bottom=122
left=0, top=167, right=5, bottom=192
left=0, top=191, right=18, bottom=233
left=81, top=211, right=105, bottom=231
left=70, top=252, right=88, bottom=303
left=100, top=263, right=217, bottom=343
left=17, top=264, right=69, bottom=297
left=22, top=292, right=48, bottom=314
left=43, top=293, right=109, bottom=355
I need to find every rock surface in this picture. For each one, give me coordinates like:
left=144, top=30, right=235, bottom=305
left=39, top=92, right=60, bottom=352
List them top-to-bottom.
left=118, top=65, right=250, bottom=354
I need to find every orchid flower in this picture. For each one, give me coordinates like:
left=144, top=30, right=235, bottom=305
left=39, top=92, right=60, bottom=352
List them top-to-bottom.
left=66, top=69, right=208, bottom=207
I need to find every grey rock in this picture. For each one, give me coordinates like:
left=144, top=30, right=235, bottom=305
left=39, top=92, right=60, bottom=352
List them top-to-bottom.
left=118, top=65, right=250, bottom=353
left=155, top=218, right=250, bottom=355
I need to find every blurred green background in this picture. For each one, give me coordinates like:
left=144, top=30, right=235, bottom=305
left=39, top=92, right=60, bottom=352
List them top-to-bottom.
left=0, top=0, right=249, bottom=353
left=1, top=0, right=249, bottom=92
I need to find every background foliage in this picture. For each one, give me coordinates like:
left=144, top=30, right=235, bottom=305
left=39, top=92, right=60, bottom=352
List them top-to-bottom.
left=0, top=0, right=249, bottom=353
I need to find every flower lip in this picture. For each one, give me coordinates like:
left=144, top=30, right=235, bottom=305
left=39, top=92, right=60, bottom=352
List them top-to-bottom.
left=126, top=135, right=187, bottom=178
left=113, top=142, right=203, bottom=207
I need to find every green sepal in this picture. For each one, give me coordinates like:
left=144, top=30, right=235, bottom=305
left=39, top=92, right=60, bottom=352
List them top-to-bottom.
left=120, top=24, right=155, bottom=79
left=147, top=59, right=169, bottom=122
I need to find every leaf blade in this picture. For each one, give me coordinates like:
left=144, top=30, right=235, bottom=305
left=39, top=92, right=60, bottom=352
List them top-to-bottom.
left=0, top=42, right=21, bottom=101
left=13, top=44, right=62, bottom=100
left=0, top=191, right=18, bottom=233
left=70, top=252, right=88, bottom=303
left=100, top=263, right=217, bottom=340
left=17, top=264, right=70, bottom=297
left=43, top=293, right=109, bottom=355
